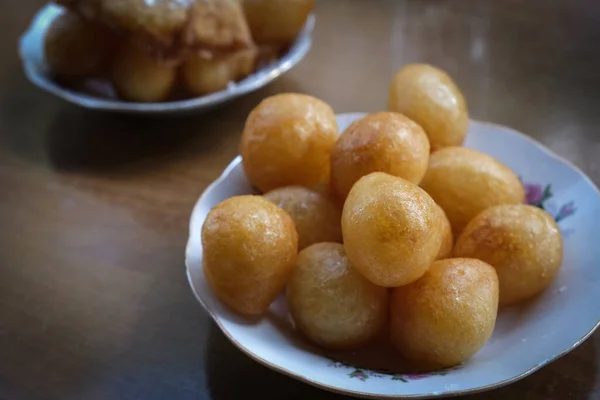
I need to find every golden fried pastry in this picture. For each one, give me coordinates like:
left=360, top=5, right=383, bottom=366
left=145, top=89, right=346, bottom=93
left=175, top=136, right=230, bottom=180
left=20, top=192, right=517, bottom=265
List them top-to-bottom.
left=57, top=0, right=253, bottom=59
left=243, top=0, right=314, bottom=47
left=44, top=10, right=113, bottom=77
left=111, top=42, right=176, bottom=102
left=181, top=46, right=258, bottom=95
left=389, top=64, right=468, bottom=152
left=240, top=93, right=338, bottom=192
left=330, top=112, right=430, bottom=201
left=420, top=147, right=524, bottom=235
left=342, top=172, right=443, bottom=287
left=264, top=186, right=342, bottom=250
left=202, top=195, right=298, bottom=316
left=454, top=204, right=563, bottom=307
left=436, top=205, right=453, bottom=260
left=287, top=243, right=388, bottom=349
left=391, top=258, right=499, bottom=370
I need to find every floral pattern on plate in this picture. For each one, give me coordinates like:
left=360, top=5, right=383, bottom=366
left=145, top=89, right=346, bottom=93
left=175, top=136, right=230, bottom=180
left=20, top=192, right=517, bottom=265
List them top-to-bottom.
left=524, top=182, right=576, bottom=222
left=327, top=358, right=462, bottom=382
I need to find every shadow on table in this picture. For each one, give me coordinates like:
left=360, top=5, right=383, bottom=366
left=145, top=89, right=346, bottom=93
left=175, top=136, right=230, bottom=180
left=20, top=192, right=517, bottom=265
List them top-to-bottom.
left=0, top=65, right=303, bottom=175
left=205, top=320, right=599, bottom=400
left=205, top=322, right=346, bottom=400
left=464, top=336, right=598, bottom=399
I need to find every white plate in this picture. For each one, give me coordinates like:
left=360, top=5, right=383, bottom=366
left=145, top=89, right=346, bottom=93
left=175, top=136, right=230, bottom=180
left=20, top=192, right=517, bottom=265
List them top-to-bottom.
left=18, top=4, right=314, bottom=115
left=186, top=113, right=600, bottom=398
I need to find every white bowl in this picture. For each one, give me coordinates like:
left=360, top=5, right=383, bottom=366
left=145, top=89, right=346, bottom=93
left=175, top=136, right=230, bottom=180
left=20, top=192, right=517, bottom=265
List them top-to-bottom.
left=18, top=4, right=314, bottom=115
left=186, top=113, right=600, bottom=398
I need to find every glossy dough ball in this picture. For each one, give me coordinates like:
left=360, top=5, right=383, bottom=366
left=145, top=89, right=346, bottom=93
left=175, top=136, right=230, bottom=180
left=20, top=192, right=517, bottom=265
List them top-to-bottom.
left=243, top=0, right=315, bottom=46
left=45, top=11, right=113, bottom=77
left=112, top=43, right=176, bottom=102
left=181, top=47, right=258, bottom=95
left=388, top=64, right=468, bottom=152
left=241, top=93, right=338, bottom=192
left=330, top=112, right=430, bottom=200
left=420, top=147, right=524, bottom=235
left=342, top=172, right=443, bottom=287
left=264, top=186, right=342, bottom=250
left=202, top=195, right=298, bottom=316
left=454, top=204, right=563, bottom=307
left=436, top=205, right=453, bottom=260
left=287, top=243, right=388, bottom=349
left=391, top=258, right=499, bottom=369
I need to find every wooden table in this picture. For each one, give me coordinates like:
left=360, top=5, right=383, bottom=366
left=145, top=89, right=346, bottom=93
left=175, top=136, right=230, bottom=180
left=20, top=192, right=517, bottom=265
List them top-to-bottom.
left=2, top=1, right=599, bottom=399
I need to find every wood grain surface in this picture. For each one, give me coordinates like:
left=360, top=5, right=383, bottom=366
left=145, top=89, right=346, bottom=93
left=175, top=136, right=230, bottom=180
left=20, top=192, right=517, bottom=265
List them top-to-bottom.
left=1, top=1, right=599, bottom=399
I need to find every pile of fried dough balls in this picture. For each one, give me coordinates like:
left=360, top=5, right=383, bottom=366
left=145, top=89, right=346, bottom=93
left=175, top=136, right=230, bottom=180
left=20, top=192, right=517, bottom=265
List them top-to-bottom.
left=43, top=0, right=314, bottom=102
left=201, top=64, right=564, bottom=370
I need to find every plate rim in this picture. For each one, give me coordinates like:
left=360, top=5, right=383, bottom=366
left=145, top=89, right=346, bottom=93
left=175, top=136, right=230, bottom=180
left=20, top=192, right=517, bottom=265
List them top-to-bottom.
left=18, top=3, right=315, bottom=114
left=185, top=113, right=600, bottom=399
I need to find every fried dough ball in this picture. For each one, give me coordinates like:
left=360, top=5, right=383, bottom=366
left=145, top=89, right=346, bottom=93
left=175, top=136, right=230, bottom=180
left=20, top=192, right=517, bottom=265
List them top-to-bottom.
left=243, top=0, right=315, bottom=47
left=44, top=11, right=113, bottom=77
left=111, top=43, right=176, bottom=102
left=181, top=46, right=258, bottom=95
left=388, top=64, right=468, bottom=152
left=240, top=93, right=338, bottom=192
left=330, top=112, right=430, bottom=201
left=420, top=147, right=524, bottom=235
left=342, top=172, right=443, bottom=287
left=264, top=186, right=342, bottom=250
left=202, top=195, right=298, bottom=316
left=454, top=204, right=563, bottom=307
left=436, top=205, right=453, bottom=260
left=287, top=243, right=388, bottom=349
left=391, top=258, right=499, bottom=369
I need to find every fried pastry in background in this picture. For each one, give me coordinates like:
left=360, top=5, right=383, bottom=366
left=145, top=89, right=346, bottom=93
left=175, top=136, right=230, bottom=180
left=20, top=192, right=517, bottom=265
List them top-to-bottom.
left=56, top=0, right=253, bottom=59
left=243, top=0, right=314, bottom=47
left=44, top=10, right=114, bottom=77
left=111, top=42, right=176, bottom=102
left=181, top=45, right=258, bottom=96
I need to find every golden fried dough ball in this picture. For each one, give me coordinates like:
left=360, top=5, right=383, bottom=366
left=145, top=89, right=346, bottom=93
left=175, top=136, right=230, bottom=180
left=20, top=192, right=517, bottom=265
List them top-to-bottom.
left=243, top=0, right=315, bottom=47
left=44, top=11, right=113, bottom=77
left=111, top=43, right=176, bottom=102
left=181, top=46, right=258, bottom=95
left=388, top=64, right=468, bottom=152
left=240, top=93, right=338, bottom=192
left=330, top=112, right=430, bottom=201
left=420, top=147, right=524, bottom=235
left=342, top=172, right=443, bottom=287
left=264, top=186, right=342, bottom=250
left=202, top=195, right=298, bottom=316
left=454, top=204, right=563, bottom=307
left=436, top=205, right=453, bottom=260
left=287, top=243, right=388, bottom=349
left=391, top=258, right=499, bottom=369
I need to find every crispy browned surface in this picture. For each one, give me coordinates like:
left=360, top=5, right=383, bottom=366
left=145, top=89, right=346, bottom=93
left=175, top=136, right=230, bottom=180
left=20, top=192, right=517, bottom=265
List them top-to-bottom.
left=56, top=0, right=253, bottom=59
left=243, top=0, right=314, bottom=46
left=44, top=10, right=115, bottom=77
left=111, top=41, right=176, bottom=102
left=181, top=45, right=258, bottom=95
left=388, top=64, right=468, bottom=152
left=240, top=93, right=338, bottom=192
left=330, top=111, right=430, bottom=201
left=420, top=147, right=525, bottom=236
left=342, top=172, right=443, bottom=287
left=264, top=186, right=342, bottom=250
left=202, top=195, right=298, bottom=316
left=454, top=204, right=563, bottom=307
left=436, top=205, right=454, bottom=260
left=286, top=243, right=388, bottom=350
left=391, top=258, right=499, bottom=370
